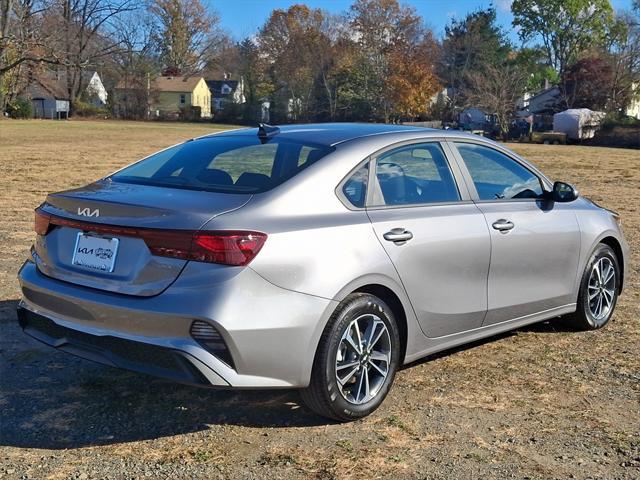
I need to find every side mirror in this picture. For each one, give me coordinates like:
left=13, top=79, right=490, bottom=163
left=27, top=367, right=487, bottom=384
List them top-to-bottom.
left=552, top=181, right=579, bottom=202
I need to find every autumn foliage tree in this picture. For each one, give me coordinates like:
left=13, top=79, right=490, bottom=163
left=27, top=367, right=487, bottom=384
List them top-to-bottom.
left=349, top=0, right=440, bottom=122
left=258, top=5, right=329, bottom=121
left=387, top=33, right=440, bottom=120
left=562, top=56, right=614, bottom=110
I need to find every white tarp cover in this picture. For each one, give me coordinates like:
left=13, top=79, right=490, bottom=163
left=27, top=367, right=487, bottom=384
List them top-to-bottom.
left=552, top=108, right=606, bottom=140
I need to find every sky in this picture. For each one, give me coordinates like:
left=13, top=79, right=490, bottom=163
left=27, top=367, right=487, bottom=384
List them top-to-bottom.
left=211, top=0, right=636, bottom=43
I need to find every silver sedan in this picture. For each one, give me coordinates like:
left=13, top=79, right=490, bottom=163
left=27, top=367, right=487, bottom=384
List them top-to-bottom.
left=18, top=123, right=629, bottom=421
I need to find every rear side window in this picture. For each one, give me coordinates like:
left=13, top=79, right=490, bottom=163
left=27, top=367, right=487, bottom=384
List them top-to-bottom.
left=111, top=136, right=334, bottom=193
left=373, top=143, right=460, bottom=206
left=454, top=143, right=543, bottom=200
left=342, top=163, right=369, bottom=208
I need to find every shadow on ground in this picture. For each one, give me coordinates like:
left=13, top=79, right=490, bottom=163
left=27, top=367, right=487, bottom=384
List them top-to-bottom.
left=0, top=297, right=577, bottom=451
left=0, top=299, right=330, bottom=450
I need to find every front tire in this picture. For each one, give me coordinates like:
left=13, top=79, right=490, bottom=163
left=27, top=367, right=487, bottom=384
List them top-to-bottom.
left=565, top=243, right=620, bottom=330
left=300, top=293, right=400, bottom=422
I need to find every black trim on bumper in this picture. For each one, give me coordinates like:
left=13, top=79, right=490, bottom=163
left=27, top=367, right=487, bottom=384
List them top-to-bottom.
left=17, top=307, right=210, bottom=386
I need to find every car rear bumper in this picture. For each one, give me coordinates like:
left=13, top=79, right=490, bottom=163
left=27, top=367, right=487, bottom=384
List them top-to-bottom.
left=17, top=259, right=337, bottom=388
left=18, top=306, right=218, bottom=386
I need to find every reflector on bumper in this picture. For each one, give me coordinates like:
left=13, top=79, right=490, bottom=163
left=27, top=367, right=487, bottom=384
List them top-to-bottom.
left=190, top=320, right=235, bottom=369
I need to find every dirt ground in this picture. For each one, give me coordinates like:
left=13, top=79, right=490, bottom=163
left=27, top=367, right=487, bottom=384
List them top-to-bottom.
left=0, top=120, right=638, bottom=480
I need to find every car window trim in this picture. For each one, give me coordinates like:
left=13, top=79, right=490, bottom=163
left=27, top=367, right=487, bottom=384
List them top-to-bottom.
left=363, top=139, right=471, bottom=210
left=446, top=139, right=552, bottom=203
left=366, top=199, right=475, bottom=211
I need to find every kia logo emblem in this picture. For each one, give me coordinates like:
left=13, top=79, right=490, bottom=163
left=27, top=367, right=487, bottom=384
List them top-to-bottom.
left=78, top=207, right=99, bottom=217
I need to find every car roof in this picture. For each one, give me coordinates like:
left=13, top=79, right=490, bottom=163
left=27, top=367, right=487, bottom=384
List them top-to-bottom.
left=204, top=123, right=439, bottom=147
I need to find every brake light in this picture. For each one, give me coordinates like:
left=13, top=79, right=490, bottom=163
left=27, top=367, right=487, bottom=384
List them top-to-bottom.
left=34, top=210, right=51, bottom=235
left=142, top=230, right=266, bottom=266
left=192, top=232, right=267, bottom=266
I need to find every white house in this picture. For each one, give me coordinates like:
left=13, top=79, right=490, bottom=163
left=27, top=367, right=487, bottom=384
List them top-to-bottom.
left=84, top=71, right=108, bottom=106
left=625, top=83, right=640, bottom=119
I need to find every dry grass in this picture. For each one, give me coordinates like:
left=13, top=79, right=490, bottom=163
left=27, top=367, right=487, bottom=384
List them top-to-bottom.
left=0, top=119, right=236, bottom=296
left=0, top=120, right=638, bottom=479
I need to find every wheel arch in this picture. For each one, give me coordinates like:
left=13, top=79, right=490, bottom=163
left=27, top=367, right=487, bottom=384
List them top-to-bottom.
left=599, top=236, right=625, bottom=293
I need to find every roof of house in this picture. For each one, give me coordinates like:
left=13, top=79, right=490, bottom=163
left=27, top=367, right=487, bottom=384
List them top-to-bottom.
left=20, top=69, right=107, bottom=100
left=20, top=74, right=69, bottom=100
left=153, top=76, right=204, bottom=92
left=206, top=80, right=239, bottom=98
left=526, top=86, right=562, bottom=114
left=528, top=86, right=561, bottom=102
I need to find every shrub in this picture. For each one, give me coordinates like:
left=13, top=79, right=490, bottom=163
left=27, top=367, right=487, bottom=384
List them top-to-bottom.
left=6, top=98, right=33, bottom=119
left=73, top=100, right=109, bottom=118
left=179, top=105, right=202, bottom=121
left=601, top=113, right=640, bottom=131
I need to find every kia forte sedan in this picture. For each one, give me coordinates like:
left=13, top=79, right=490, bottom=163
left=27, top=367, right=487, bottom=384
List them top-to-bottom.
left=17, top=123, right=629, bottom=421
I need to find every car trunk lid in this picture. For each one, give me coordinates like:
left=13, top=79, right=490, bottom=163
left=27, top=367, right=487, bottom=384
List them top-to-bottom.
left=33, top=180, right=251, bottom=297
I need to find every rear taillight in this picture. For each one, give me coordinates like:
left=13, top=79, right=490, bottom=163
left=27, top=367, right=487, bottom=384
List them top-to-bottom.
left=34, top=210, right=51, bottom=235
left=144, top=230, right=267, bottom=266
left=192, top=231, right=267, bottom=266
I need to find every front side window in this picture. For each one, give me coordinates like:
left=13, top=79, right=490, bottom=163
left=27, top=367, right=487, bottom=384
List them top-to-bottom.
left=111, top=136, right=334, bottom=194
left=373, top=143, right=460, bottom=206
left=454, top=143, right=543, bottom=200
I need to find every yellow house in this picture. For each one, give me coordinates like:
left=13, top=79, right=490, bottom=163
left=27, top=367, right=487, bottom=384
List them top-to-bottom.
left=152, top=76, right=211, bottom=118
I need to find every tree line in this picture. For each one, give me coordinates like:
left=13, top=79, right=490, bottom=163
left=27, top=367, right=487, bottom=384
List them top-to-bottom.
left=1, top=0, right=639, bottom=129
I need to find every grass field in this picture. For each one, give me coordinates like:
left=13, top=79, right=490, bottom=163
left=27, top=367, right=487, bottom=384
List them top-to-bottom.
left=0, top=119, right=638, bottom=479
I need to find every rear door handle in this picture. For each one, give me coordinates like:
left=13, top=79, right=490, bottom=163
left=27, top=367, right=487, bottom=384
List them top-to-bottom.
left=492, top=219, right=514, bottom=232
left=383, top=228, right=413, bottom=243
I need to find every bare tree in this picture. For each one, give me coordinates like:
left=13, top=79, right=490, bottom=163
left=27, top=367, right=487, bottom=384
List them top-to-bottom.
left=44, top=0, right=135, bottom=109
left=0, top=1, right=64, bottom=108
left=109, top=8, right=158, bottom=118
left=606, top=11, right=640, bottom=114
left=465, top=64, right=527, bottom=139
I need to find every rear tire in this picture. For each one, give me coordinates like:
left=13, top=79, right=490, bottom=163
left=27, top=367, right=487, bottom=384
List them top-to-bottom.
left=564, top=243, right=619, bottom=330
left=300, top=293, right=400, bottom=422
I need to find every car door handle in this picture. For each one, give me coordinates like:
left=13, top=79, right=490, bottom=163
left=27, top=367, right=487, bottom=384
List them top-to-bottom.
left=492, top=219, right=515, bottom=232
left=383, top=228, right=413, bottom=243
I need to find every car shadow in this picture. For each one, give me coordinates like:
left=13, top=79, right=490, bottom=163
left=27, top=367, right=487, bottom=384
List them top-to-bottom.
left=1, top=297, right=576, bottom=450
left=0, top=299, right=329, bottom=450
left=401, top=317, right=575, bottom=370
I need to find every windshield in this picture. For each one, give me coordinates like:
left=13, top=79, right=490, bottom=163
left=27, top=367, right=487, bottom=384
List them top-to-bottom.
left=111, top=135, right=334, bottom=193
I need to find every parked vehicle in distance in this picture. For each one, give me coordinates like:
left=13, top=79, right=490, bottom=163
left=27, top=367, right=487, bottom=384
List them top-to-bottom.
left=17, top=123, right=629, bottom=421
left=530, top=131, right=567, bottom=145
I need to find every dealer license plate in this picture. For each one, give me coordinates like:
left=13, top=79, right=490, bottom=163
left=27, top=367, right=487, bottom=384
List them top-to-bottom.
left=72, top=233, right=119, bottom=272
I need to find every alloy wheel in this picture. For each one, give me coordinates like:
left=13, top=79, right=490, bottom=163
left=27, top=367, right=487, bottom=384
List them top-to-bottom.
left=587, top=257, right=616, bottom=321
left=335, top=314, right=391, bottom=405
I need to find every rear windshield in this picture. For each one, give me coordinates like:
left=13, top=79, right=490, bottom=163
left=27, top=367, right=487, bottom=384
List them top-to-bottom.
left=111, top=135, right=334, bottom=193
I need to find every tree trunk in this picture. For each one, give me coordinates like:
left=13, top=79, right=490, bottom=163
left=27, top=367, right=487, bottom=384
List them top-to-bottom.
left=0, top=0, right=13, bottom=110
